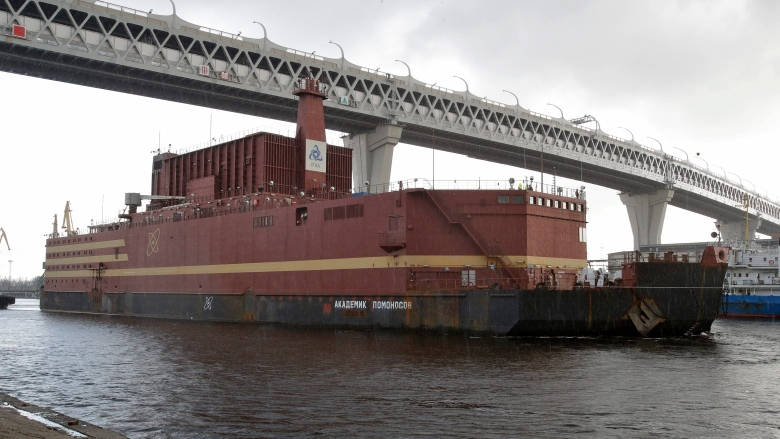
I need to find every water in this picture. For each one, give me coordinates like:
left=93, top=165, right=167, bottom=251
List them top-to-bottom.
left=1, top=299, right=778, bottom=438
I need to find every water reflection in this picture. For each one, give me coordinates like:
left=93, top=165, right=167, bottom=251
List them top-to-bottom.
left=0, top=299, right=778, bottom=438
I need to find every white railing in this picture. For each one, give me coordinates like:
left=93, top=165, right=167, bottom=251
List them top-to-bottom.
left=359, top=178, right=587, bottom=199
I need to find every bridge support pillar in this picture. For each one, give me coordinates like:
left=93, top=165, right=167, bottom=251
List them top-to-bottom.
left=343, top=123, right=403, bottom=193
left=620, top=189, right=675, bottom=250
left=716, top=217, right=761, bottom=242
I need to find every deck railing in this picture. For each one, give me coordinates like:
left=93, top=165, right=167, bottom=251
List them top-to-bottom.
left=360, top=178, right=587, bottom=199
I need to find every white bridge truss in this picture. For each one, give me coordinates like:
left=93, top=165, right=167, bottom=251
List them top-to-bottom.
left=1, top=0, right=779, bottom=234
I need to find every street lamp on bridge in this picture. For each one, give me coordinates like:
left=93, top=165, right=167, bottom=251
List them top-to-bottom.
left=168, top=0, right=177, bottom=28
left=253, top=21, right=268, bottom=50
left=328, top=40, right=346, bottom=71
left=395, top=60, right=411, bottom=85
left=452, top=75, right=469, bottom=95
left=545, top=103, right=565, bottom=120
left=617, top=126, right=635, bottom=143
left=647, top=136, right=664, bottom=154
left=671, top=146, right=689, bottom=162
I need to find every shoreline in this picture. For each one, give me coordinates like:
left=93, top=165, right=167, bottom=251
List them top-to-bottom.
left=0, top=393, right=125, bottom=439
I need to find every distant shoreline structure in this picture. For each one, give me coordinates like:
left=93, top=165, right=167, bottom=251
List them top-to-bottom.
left=0, top=291, right=39, bottom=299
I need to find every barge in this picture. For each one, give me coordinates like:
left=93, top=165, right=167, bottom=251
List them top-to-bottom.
left=41, top=78, right=728, bottom=336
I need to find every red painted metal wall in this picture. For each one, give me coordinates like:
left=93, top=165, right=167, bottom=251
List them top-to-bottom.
left=150, top=133, right=352, bottom=203
left=45, top=188, right=587, bottom=295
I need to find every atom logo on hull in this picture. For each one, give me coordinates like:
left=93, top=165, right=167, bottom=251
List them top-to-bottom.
left=146, top=228, right=160, bottom=257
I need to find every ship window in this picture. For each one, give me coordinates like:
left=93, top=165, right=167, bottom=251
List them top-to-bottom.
left=497, top=195, right=510, bottom=204
left=511, top=195, right=523, bottom=204
left=529, top=196, right=535, bottom=204
left=537, top=197, right=543, bottom=206
left=545, top=198, right=551, bottom=207
left=554, top=200, right=560, bottom=208
left=562, top=201, right=568, bottom=209
left=346, top=204, right=364, bottom=218
left=577, top=204, right=583, bottom=212
left=295, top=207, right=308, bottom=226
left=253, top=215, right=274, bottom=228
left=579, top=226, right=587, bottom=243
left=461, top=269, right=476, bottom=287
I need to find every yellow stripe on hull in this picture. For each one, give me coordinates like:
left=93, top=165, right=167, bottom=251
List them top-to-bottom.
left=44, top=255, right=586, bottom=278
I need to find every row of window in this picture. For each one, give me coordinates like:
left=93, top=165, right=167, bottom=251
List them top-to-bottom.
left=497, top=194, right=583, bottom=211
left=497, top=195, right=524, bottom=204
left=530, top=196, right=583, bottom=212
left=325, top=204, right=364, bottom=221
left=253, top=215, right=274, bottom=228
left=50, top=236, right=96, bottom=245
left=47, top=250, right=95, bottom=258
left=48, top=264, right=96, bottom=271
left=727, top=272, right=775, bottom=278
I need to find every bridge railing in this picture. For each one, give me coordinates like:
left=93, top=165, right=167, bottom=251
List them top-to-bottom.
left=93, top=0, right=151, bottom=18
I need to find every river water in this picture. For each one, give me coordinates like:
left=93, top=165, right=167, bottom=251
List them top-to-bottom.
left=1, top=299, right=778, bottom=438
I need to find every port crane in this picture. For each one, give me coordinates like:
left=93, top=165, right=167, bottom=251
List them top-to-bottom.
left=62, top=201, right=75, bottom=236
left=51, top=202, right=77, bottom=238
left=0, top=228, right=9, bottom=251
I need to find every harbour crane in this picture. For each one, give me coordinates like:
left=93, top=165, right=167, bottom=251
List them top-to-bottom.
left=62, top=201, right=76, bottom=237
left=0, top=228, right=9, bottom=251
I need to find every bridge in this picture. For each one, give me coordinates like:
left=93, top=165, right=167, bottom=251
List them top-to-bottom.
left=1, top=0, right=778, bottom=248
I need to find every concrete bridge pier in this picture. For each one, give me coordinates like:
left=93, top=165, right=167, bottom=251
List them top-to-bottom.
left=343, top=123, right=403, bottom=193
left=620, top=189, right=675, bottom=250
left=716, top=217, right=761, bottom=242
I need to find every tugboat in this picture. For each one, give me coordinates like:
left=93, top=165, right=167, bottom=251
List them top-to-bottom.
left=41, top=78, right=728, bottom=336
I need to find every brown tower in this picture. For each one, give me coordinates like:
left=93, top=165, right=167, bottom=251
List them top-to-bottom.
left=293, top=78, right=327, bottom=195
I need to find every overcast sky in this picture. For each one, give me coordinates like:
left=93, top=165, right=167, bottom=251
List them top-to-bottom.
left=1, top=0, right=779, bottom=278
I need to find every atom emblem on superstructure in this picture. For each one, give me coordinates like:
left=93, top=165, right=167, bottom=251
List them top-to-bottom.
left=309, top=144, right=323, bottom=161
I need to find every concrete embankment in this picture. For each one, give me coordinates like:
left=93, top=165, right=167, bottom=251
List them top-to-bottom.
left=0, top=393, right=125, bottom=438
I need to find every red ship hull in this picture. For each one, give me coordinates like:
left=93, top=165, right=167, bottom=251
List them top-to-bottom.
left=42, top=188, right=724, bottom=337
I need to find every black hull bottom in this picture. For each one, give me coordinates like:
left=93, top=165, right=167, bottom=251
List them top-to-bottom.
left=40, top=287, right=722, bottom=337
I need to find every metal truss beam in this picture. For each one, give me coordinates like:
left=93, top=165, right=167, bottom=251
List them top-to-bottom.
left=1, top=0, right=778, bottom=234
